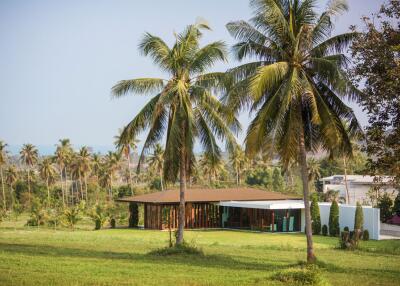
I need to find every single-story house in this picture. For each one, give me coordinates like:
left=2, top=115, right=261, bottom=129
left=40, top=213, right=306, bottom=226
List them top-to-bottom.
left=117, top=187, right=304, bottom=232
left=118, top=187, right=381, bottom=239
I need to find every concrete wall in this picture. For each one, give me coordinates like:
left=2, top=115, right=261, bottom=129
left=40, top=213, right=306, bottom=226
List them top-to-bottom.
left=318, top=203, right=380, bottom=240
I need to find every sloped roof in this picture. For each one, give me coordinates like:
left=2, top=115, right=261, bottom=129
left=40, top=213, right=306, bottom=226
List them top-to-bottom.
left=117, top=187, right=300, bottom=204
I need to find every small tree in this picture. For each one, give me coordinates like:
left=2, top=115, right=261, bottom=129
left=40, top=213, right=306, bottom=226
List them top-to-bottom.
left=272, top=168, right=284, bottom=193
left=377, top=193, right=393, bottom=222
left=310, top=195, right=321, bottom=235
left=329, top=200, right=340, bottom=236
left=128, top=202, right=139, bottom=228
left=354, top=202, right=364, bottom=231
left=89, top=204, right=108, bottom=230
left=63, top=206, right=81, bottom=230
left=322, top=225, right=328, bottom=236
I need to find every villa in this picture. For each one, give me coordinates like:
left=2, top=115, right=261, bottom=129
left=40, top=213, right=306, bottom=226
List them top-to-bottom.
left=118, top=187, right=380, bottom=239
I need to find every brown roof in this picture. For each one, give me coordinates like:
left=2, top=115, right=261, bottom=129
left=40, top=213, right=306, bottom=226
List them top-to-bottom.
left=116, top=187, right=300, bottom=204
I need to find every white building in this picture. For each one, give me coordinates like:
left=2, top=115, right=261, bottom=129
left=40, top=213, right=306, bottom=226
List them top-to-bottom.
left=320, top=175, right=397, bottom=205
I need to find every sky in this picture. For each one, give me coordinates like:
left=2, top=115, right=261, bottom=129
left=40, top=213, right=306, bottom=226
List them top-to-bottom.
left=0, top=0, right=386, bottom=154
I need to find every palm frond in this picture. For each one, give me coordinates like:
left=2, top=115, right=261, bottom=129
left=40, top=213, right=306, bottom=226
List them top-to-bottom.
left=111, top=78, right=165, bottom=97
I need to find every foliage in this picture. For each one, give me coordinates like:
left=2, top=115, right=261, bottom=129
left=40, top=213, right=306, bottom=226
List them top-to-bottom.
left=350, top=1, right=400, bottom=186
left=245, top=167, right=271, bottom=189
left=272, top=168, right=284, bottom=193
left=116, top=185, right=133, bottom=198
left=393, top=192, right=400, bottom=216
left=377, top=193, right=394, bottom=222
left=310, top=195, right=321, bottom=235
left=26, top=199, right=47, bottom=226
left=328, top=201, right=339, bottom=237
left=128, top=202, right=139, bottom=228
left=354, top=202, right=364, bottom=231
left=63, top=204, right=82, bottom=229
left=88, top=204, right=108, bottom=230
left=46, top=207, right=62, bottom=229
left=322, top=225, right=328, bottom=236
left=343, top=226, right=349, bottom=232
left=339, top=230, right=361, bottom=251
left=363, top=230, right=370, bottom=241
left=149, top=241, right=203, bottom=257
left=271, top=265, right=329, bottom=286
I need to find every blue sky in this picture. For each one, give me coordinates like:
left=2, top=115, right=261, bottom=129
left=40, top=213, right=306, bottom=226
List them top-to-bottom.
left=0, top=0, right=385, bottom=154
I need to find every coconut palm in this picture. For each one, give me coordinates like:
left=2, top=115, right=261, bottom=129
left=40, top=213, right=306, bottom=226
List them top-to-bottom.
left=225, top=0, right=362, bottom=262
left=112, top=22, right=239, bottom=244
left=114, top=128, right=139, bottom=193
left=54, top=139, right=73, bottom=205
left=0, top=141, right=8, bottom=209
left=19, top=144, right=39, bottom=205
left=147, top=144, right=165, bottom=191
left=77, top=146, right=92, bottom=201
left=229, top=146, right=248, bottom=185
left=102, top=151, right=120, bottom=199
left=199, top=152, right=226, bottom=185
left=39, top=157, right=57, bottom=201
left=307, top=158, right=320, bottom=191
left=5, top=165, right=18, bottom=209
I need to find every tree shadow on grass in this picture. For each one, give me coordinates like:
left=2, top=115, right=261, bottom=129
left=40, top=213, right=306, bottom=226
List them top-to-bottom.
left=0, top=242, right=288, bottom=272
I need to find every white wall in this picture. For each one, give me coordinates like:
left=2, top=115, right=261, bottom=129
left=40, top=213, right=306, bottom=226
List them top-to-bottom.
left=317, top=203, right=380, bottom=240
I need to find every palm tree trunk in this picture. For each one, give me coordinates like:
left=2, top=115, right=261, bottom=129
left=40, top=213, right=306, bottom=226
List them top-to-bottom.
left=298, top=124, right=316, bottom=263
left=176, top=131, right=186, bottom=245
left=127, top=153, right=133, bottom=195
left=343, top=157, right=350, bottom=204
left=1, top=167, right=6, bottom=210
left=64, top=167, right=69, bottom=206
left=236, top=167, right=239, bottom=186
left=60, top=168, right=65, bottom=206
left=160, top=169, right=164, bottom=191
left=84, top=175, right=88, bottom=202
left=46, top=178, right=50, bottom=202
left=10, top=186, right=14, bottom=210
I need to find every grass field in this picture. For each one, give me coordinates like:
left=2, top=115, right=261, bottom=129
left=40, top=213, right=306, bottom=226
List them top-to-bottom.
left=0, top=217, right=399, bottom=286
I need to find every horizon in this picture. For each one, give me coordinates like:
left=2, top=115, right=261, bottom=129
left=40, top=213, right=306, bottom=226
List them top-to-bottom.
left=0, top=0, right=384, bottom=152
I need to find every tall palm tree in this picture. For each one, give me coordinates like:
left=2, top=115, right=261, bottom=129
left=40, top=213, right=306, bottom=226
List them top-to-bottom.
left=225, top=0, right=362, bottom=262
left=112, top=22, right=238, bottom=244
left=114, top=128, right=139, bottom=193
left=55, top=139, right=73, bottom=205
left=0, top=141, right=8, bottom=209
left=19, top=144, right=39, bottom=205
left=147, top=144, right=165, bottom=191
left=78, top=146, right=92, bottom=201
left=229, top=146, right=247, bottom=185
left=103, top=151, right=120, bottom=199
left=39, top=157, right=57, bottom=201
left=307, top=158, right=320, bottom=191
left=5, top=165, right=18, bottom=209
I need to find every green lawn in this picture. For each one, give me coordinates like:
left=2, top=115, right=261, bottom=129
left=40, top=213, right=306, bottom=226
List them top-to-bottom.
left=0, top=217, right=399, bottom=286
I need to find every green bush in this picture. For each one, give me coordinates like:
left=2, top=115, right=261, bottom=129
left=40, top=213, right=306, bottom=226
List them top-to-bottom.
left=377, top=193, right=393, bottom=222
left=393, top=193, right=400, bottom=216
left=311, top=195, right=321, bottom=234
left=26, top=199, right=47, bottom=226
left=328, top=201, right=339, bottom=236
left=129, top=202, right=139, bottom=228
left=354, top=202, right=364, bottom=231
left=88, top=204, right=108, bottom=230
left=63, top=206, right=81, bottom=229
left=110, top=218, right=116, bottom=228
left=322, top=225, right=328, bottom=236
left=343, top=226, right=349, bottom=232
left=363, top=229, right=370, bottom=241
left=339, top=230, right=362, bottom=250
left=149, top=242, right=203, bottom=256
left=271, top=265, right=329, bottom=286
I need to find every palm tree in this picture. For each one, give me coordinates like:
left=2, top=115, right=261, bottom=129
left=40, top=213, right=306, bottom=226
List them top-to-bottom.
left=225, top=0, right=362, bottom=262
left=112, top=22, right=238, bottom=244
left=114, top=128, right=139, bottom=193
left=55, top=139, right=73, bottom=205
left=0, top=141, right=8, bottom=209
left=19, top=144, right=39, bottom=205
left=147, top=144, right=165, bottom=191
left=78, top=146, right=92, bottom=201
left=229, top=146, right=247, bottom=185
left=103, top=151, right=120, bottom=199
left=199, top=152, right=226, bottom=185
left=39, top=157, right=57, bottom=201
left=307, top=158, right=320, bottom=192
left=5, top=165, right=18, bottom=209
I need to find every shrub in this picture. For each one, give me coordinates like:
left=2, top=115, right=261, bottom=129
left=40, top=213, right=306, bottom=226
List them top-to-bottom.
left=393, top=192, right=400, bottom=216
left=377, top=193, right=393, bottom=222
left=311, top=195, right=321, bottom=235
left=26, top=199, right=47, bottom=227
left=328, top=200, right=339, bottom=236
left=128, top=202, right=139, bottom=228
left=354, top=202, right=364, bottom=231
left=88, top=204, right=108, bottom=230
left=63, top=206, right=81, bottom=230
left=47, top=208, right=62, bottom=229
left=110, top=218, right=116, bottom=228
left=322, top=225, right=328, bottom=236
left=343, top=226, right=349, bottom=232
left=363, top=229, right=370, bottom=241
left=339, top=230, right=362, bottom=250
left=149, top=242, right=203, bottom=256
left=271, top=265, right=328, bottom=286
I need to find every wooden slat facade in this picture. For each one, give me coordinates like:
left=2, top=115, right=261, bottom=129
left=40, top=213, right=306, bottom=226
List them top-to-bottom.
left=143, top=202, right=221, bottom=230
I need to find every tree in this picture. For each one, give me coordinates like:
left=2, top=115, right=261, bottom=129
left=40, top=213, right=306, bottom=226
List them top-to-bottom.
left=225, top=0, right=361, bottom=263
left=350, top=1, right=400, bottom=187
left=112, top=22, right=238, bottom=245
left=115, top=128, right=139, bottom=193
left=54, top=139, right=73, bottom=206
left=0, top=141, right=8, bottom=209
left=20, top=144, right=39, bottom=205
left=147, top=144, right=165, bottom=191
left=229, top=146, right=247, bottom=186
left=77, top=147, right=92, bottom=201
left=101, top=151, right=120, bottom=200
left=199, top=152, right=226, bottom=186
left=38, top=157, right=57, bottom=202
left=307, top=158, right=320, bottom=192
left=5, top=166, right=18, bottom=210
left=272, top=168, right=284, bottom=193
left=393, top=192, right=400, bottom=216
left=377, top=193, right=393, bottom=222
left=310, top=195, right=321, bottom=235
left=329, top=200, right=340, bottom=236
left=354, top=202, right=363, bottom=231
